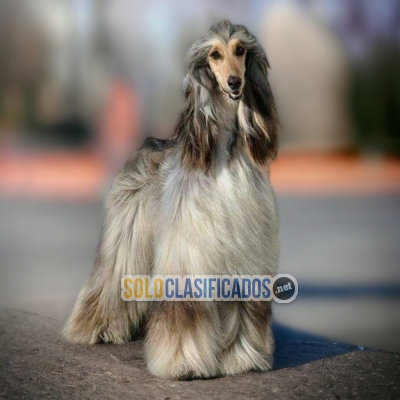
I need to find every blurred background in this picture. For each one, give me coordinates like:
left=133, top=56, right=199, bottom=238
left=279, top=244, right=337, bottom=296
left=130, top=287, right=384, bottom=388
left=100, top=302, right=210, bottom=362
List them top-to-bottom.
left=0, top=0, right=399, bottom=352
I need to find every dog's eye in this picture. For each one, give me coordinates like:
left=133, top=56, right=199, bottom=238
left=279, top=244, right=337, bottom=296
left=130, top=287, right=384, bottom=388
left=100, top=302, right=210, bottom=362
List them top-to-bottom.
left=235, top=46, right=245, bottom=56
left=210, top=51, right=221, bottom=60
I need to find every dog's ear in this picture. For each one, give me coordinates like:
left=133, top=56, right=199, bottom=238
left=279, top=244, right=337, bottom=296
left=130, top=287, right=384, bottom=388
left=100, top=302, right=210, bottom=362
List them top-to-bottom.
left=238, top=43, right=279, bottom=164
left=174, top=57, right=218, bottom=173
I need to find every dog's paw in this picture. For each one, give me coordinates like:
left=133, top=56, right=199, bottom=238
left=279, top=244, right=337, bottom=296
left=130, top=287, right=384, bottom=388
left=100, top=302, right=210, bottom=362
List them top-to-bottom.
left=63, top=317, right=132, bottom=345
left=220, top=341, right=273, bottom=376
left=146, top=347, right=220, bottom=380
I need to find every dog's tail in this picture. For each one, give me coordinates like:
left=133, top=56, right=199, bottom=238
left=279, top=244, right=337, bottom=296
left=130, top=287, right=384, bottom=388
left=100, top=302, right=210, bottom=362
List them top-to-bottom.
left=64, top=151, right=157, bottom=344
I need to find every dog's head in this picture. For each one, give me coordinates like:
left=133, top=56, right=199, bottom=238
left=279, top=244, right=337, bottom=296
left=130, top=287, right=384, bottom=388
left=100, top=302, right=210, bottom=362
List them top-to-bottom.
left=179, top=20, right=278, bottom=170
left=207, top=36, right=247, bottom=101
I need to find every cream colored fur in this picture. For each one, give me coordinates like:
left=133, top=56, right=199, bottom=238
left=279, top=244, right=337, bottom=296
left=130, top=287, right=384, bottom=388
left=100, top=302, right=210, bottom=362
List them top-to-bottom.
left=64, top=20, right=279, bottom=380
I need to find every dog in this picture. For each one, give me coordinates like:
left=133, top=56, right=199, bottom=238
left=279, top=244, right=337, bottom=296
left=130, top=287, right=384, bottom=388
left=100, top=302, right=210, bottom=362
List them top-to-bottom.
left=64, top=20, right=279, bottom=380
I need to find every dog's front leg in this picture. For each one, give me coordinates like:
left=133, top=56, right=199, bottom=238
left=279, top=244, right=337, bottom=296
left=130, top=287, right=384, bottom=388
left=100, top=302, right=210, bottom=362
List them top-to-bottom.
left=64, top=178, right=153, bottom=344
left=145, top=301, right=221, bottom=379
left=219, top=301, right=274, bottom=375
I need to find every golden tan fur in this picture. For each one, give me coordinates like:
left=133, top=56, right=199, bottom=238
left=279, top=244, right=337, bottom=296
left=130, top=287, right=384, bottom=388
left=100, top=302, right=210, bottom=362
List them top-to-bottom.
left=208, top=38, right=247, bottom=96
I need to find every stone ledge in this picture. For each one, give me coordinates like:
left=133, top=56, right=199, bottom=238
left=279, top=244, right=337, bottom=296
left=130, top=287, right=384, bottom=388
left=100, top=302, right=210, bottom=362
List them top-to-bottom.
left=0, top=308, right=399, bottom=399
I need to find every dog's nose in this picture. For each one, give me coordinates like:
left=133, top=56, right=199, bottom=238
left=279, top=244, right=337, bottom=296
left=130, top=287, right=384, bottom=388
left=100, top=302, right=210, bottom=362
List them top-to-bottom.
left=227, top=75, right=241, bottom=90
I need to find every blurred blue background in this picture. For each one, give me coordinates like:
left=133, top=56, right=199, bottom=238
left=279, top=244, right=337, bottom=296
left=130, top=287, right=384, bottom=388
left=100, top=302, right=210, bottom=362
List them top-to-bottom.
left=0, top=0, right=399, bottom=352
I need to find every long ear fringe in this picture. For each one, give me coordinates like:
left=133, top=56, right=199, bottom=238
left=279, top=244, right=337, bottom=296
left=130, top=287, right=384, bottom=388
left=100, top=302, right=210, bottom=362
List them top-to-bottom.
left=238, top=44, right=279, bottom=164
left=174, top=69, right=218, bottom=172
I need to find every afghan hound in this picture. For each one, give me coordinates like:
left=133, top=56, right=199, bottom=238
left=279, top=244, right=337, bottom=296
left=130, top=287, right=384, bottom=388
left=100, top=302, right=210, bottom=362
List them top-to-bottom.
left=64, top=20, right=279, bottom=380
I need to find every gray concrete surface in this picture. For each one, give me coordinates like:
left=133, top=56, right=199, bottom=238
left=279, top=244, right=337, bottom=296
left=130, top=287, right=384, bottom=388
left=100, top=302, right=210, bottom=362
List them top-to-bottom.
left=0, top=308, right=399, bottom=399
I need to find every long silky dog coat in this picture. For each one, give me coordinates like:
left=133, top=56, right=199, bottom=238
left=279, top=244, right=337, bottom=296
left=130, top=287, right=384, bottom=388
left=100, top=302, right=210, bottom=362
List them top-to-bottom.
left=64, top=20, right=279, bottom=380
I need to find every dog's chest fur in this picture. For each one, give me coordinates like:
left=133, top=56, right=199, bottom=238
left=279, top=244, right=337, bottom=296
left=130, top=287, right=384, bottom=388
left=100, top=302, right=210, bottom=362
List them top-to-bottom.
left=153, top=138, right=279, bottom=277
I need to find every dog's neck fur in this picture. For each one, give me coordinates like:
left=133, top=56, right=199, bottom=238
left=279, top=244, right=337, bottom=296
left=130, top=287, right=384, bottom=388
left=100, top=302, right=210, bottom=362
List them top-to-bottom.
left=213, top=92, right=239, bottom=167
